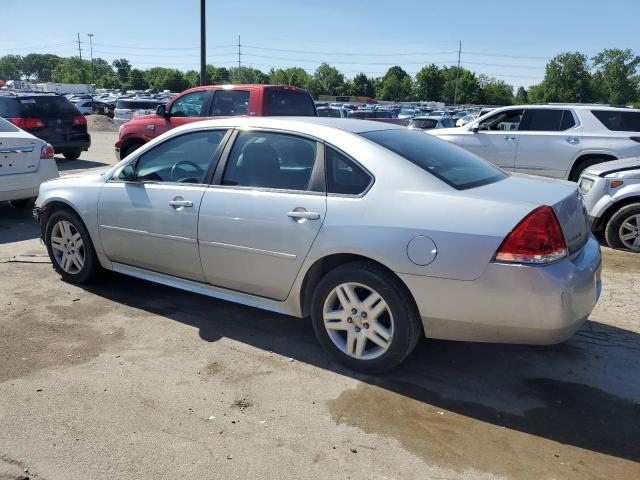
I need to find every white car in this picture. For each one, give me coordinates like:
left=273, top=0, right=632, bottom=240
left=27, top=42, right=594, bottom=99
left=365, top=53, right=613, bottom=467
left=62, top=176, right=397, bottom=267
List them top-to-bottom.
left=429, top=105, right=640, bottom=180
left=0, top=116, right=58, bottom=207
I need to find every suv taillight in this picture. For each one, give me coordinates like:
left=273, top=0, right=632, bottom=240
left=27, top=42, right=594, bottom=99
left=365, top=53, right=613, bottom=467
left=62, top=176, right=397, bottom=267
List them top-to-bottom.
left=73, top=115, right=87, bottom=126
left=10, top=117, right=45, bottom=129
left=40, top=143, right=54, bottom=159
left=494, top=206, right=567, bottom=264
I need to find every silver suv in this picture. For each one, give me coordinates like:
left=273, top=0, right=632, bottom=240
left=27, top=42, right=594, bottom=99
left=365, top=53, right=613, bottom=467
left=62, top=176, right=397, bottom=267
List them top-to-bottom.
left=429, top=105, right=640, bottom=181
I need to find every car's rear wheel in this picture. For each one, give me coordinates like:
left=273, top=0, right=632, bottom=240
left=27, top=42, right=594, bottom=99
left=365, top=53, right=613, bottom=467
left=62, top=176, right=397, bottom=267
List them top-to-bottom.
left=63, top=151, right=82, bottom=160
left=569, top=157, right=611, bottom=181
left=10, top=197, right=36, bottom=209
left=605, top=203, right=640, bottom=252
left=45, top=209, right=103, bottom=283
left=311, top=261, right=422, bottom=373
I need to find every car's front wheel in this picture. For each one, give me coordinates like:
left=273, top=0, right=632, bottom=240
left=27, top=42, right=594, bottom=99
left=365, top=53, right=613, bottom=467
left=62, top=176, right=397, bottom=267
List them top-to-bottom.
left=605, top=203, right=640, bottom=252
left=45, top=209, right=103, bottom=283
left=311, top=261, right=422, bottom=373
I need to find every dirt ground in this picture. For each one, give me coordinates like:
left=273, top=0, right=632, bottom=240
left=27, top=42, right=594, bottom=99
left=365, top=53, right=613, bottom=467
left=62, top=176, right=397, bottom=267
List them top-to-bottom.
left=0, top=128, right=639, bottom=480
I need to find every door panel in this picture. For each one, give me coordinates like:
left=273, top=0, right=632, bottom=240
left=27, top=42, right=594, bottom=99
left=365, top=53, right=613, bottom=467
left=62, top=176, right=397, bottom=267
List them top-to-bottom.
left=515, top=129, right=582, bottom=178
left=464, top=131, right=519, bottom=170
left=98, top=182, right=207, bottom=281
left=197, top=189, right=326, bottom=300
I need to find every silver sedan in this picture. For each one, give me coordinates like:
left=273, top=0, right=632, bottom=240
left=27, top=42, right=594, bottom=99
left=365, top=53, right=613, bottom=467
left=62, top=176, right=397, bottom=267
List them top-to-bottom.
left=34, top=118, right=602, bottom=372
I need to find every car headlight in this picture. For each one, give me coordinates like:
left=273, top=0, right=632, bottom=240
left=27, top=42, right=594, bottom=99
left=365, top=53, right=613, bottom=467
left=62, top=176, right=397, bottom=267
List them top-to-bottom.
left=579, top=177, right=594, bottom=194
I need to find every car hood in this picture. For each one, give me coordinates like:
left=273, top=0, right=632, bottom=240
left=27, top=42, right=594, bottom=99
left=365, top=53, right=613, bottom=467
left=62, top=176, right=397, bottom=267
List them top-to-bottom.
left=583, top=157, right=640, bottom=177
left=40, top=171, right=108, bottom=189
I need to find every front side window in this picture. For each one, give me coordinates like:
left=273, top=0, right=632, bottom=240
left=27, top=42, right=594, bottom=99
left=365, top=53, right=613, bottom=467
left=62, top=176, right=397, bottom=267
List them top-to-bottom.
left=210, top=90, right=250, bottom=116
left=169, top=91, right=208, bottom=117
left=478, top=109, right=523, bottom=131
left=591, top=110, right=640, bottom=132
left=361, top=129, right=507, bottom=190
left=129, top=130, right=227, bottom=183
left=222, top=131, right=317, bottom=191
left=326, top=147, right=371, bottom=195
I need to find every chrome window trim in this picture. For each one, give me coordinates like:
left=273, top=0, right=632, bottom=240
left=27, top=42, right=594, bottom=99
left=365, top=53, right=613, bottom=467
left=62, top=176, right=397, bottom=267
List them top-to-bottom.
left=205, top=183, right=326, bottom=197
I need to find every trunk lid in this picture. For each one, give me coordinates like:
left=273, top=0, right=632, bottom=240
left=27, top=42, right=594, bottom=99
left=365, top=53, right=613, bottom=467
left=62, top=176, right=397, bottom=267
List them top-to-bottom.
left=0, top=132, right=42, bottom=175
left=466, top=173, right=589, bottom=254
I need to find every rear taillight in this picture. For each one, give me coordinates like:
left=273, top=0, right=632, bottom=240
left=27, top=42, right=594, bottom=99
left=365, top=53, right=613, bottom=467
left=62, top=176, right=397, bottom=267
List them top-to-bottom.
left=73, top=115, right=87, bottom=126
left=10, top=117, right=45, bottom=129
left=630, top=136, right=640, bottom=143
left=40, top=143, right=54, bottom=159
left=495, top=206, right=567, bottom=264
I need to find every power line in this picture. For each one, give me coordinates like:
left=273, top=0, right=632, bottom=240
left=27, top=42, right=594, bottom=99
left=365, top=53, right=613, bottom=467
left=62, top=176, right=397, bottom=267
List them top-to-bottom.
left=91, top=42, right=236, bottom=51
left=241, top=44, right=459, bottom=57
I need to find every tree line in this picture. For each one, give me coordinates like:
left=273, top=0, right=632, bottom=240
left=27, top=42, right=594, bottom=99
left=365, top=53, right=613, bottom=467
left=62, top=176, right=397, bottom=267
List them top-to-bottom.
left=0, top=49, right=638, bottom=107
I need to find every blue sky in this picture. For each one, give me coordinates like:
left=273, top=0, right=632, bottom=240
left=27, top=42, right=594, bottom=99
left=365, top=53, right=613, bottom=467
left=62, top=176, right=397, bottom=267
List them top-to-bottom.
left=1, top=0, right=639, bottom=87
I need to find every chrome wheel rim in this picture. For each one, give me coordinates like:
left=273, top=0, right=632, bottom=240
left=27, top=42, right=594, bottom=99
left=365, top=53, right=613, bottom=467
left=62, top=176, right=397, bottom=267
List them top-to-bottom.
left=618, top=214, right=640, bottom=251
left=50, top=220, right=85, bottom=274
left=323, top=282, right=394, bottom=360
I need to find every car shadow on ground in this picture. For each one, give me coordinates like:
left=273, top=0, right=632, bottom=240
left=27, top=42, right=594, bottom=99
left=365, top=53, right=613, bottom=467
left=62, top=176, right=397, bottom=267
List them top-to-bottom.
left=55, top=157, right=110, bottom=172
left=0, top=202, right=39, bottom=244
left=83, top=272, right=640, bottom=466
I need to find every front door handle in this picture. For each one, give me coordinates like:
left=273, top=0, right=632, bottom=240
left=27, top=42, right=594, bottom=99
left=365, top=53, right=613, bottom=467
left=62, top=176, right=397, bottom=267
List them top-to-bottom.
left=504, top=135, right=517, bottom=141
left=169, top=197, right=193, bottom=208
left=287, top=210, right=320, bottom=220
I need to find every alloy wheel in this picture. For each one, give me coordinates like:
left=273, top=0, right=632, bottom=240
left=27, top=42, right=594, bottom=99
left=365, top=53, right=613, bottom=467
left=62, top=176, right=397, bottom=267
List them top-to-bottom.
left=618, top=214, right=640, bottom=251
left=50, top=220, right=85, bottom=274
left=322, top=282, right=394, bottom=360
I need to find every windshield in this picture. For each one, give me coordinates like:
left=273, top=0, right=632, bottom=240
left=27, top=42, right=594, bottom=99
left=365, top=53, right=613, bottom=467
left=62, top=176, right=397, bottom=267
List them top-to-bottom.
left=360, top=129, right=507, bottom=190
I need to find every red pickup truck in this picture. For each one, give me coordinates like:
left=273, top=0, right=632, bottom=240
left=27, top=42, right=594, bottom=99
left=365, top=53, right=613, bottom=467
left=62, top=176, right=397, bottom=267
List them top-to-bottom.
left=115, top=84, right=316, bottom=159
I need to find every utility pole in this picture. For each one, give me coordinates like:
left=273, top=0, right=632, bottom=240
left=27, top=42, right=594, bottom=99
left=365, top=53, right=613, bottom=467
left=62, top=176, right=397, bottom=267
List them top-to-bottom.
left=200, top=0, right=206, bottom=86
left=76, top=33, right=84, bottom=82
left=87, top=34, right=95, bottom=83
left=237, top=35, right=241, bottom=70
left=453, top=40, right=461, bottom=106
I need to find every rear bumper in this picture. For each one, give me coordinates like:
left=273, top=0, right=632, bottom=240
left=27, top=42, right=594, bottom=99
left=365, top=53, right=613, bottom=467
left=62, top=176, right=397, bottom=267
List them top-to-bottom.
left=51, top=135, right=91, bottom=152
left=0, top=162, right=59, bottom=202
left=398, top=234, right=602, bottom=345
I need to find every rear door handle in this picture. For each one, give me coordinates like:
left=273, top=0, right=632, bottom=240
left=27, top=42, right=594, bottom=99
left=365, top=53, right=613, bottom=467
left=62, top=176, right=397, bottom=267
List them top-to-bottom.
left=504, top=135, right=516, bottom=141
left=566, top=136, right=580, bottom=144
left=169, top=197, right=193, bottom=208
left=287, top=211, right=320, bottom=220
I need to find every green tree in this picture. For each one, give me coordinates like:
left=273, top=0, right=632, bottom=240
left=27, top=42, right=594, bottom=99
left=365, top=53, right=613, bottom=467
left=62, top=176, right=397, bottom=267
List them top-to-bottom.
left=592, top=48, right=640, bottom=105
left=538, top=52, right=593, bottom=103
left=21, top=54, right=61, bottom=81
left=0, top=55, right=24, bottom=80
left=51, top=57, right=90, bottom=83
left=112, top=59, right=132, bottom=84
left=309, top=63, right=346, bottom=97
left=415, top=64, right=443, bottom=101
left=206, top=65, right=230, bottom=84
left=228, top=66, right=268, bottom=84
left=383, top=66, right=409, bottom=82
left=440, top=66, right=480, bottom=104
left=144, top=67, right=189, bottom=91
left=269, top=67, right=311, bottom=88
left=125, top=68, right=148, bottom=90
left=348, top=72, right=375, bottom=97
left=96, top=73, right=121, bottom=89
left=478, top=75, right=514, bottom=105
left=527, top=83, right=546, bottom=104
left=515, top=86, right=528, bottom=104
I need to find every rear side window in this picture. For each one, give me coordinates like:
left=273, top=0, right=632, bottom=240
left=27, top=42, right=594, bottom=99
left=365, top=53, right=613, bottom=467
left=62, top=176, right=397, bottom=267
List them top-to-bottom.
left=210, top=90, right=249, bottom=116
left=266, top=90, right=316, bottom=116
left=18, top=96, right=79, bottom=117
left=0, top=98, right=21, bottom=118
left=521, top=109, right=576, bottom=131
left=591, top=110, right=640, bottom=131
left=361, top=129, right=507, bottom=190
left=325, top=147, right=371, bottom=195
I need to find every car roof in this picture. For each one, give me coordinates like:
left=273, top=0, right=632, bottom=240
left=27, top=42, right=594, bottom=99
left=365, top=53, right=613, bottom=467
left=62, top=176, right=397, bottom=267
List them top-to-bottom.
left=498, top=104, right=638, bottom=112
left=171, top=116, right=403, bottom=135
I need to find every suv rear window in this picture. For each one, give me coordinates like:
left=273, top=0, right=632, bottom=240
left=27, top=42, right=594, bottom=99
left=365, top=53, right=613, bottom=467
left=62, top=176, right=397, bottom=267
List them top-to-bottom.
left=266, top=90, right=315, bottom=116
left=17, top=96, right=79, bottom=117
left=0, top=98, right=21, bottom=118
left=116, top=99, right=162, bottom=110
left=591, top=110, right=640, bottom=131
left=361, top=129, right=507, bottom=190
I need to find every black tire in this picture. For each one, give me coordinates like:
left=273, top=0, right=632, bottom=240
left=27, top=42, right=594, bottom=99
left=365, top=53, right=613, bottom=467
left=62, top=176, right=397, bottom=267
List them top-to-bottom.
left=122, top=142, right=144, bottom=159
left=63, top=151, right=82, bottom=160
left=569, top=157, right=612, bottom=182
left=10, top=197, right=36, bottom=209
left=605, top=203, right=640, bottom=252
left=45, top=208, right=103, bottom=283
left=310, top=261, right=422, bottom=373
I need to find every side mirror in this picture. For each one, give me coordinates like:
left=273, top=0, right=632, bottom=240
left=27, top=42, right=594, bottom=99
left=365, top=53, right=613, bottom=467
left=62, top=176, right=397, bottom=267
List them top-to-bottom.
left=156, top=104, right=168, bottom=117
left=471, top=124, right=479, bottom=133
left=119, top=164, right=136, bottom=181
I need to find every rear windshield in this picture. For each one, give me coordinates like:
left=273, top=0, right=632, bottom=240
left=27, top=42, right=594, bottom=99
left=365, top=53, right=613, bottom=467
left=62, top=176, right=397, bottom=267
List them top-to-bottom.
left=266, top=90, right=316, bottom=116
left=17, top=96, right=79, bottom=118
left=0, top=98, right=21, bottom=118
left=116, top=99, right=162, bottom=110
left=317, top=108, right=341, bottom=118
left=591, top=110, right=640, bottom=131
left=411, top=119, right=438, bottom=129
left=360, top=129, right=507, bottom=190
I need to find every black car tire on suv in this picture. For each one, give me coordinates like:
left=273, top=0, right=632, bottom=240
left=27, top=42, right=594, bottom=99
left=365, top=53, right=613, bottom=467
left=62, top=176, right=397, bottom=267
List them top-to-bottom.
left=63, top=151, right=82, bottom=160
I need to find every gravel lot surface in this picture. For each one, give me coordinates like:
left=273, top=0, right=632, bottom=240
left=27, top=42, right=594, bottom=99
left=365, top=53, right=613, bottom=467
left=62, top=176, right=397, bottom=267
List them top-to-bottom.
left=1, top=127, right=639, bottom=480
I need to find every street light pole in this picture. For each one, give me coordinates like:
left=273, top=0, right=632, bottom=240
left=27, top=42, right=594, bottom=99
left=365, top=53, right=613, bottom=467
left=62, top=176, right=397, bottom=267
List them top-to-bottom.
left=200, top=0, right=206, bottom=86
left=87, top=34, right=95, bottom=84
